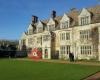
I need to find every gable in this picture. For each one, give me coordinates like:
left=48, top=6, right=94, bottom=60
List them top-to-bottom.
left=79, top=8, right=90, bottom=17
left=60, top=13, right=69, bottom=22
left=47, top=18, right=55, bottom=25
left=37, top=21, right=43, bottom=27
left=28, top=24, right=33, bottom=30
left=20, top=32, right=27, bottom=39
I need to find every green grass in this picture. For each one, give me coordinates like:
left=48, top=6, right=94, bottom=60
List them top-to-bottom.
left=0, top=59, right=100, bottom=80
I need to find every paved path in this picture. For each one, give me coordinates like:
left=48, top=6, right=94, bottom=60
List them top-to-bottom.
left=15, top=58, right=100, bottom=66
left=38, top=59, right=100, bottom=66
left=84, top=72, right=100, bottom=80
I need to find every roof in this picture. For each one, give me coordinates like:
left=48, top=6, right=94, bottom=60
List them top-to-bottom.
left=27, top=5, right=100, bottom=33
left=43, top=5, right=100, bottom=27
left=88, top=5, right=100, bottom=23
left=42, top=20, right=49, bottom=24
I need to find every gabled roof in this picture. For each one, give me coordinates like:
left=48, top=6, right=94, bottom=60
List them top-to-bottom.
left=28, top=5, right=100, bottom=33
left=88, top=5, right=100, bottom=23
left=79, top=8, right=91, bottom=17
left=68, top=9, right=79, bottom=26
left=54, top=16, right=62, bottom=22
left=42, top=19, right=49, bottom=24
left=37, top=21, right=43, bottom=26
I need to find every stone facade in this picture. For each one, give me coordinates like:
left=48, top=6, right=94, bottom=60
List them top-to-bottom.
left=19, top=5, right=100, bottom=61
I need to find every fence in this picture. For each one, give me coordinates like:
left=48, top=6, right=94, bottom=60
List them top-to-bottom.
left=0, top=50, right=27, bottom=58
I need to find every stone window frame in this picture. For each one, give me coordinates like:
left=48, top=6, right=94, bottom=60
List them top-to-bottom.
left=80, top=16, right=90, bottom=26
left=61, top=21, right=69, bottom=29
left=48, top=24, right=55, bottom=31
left=37, top=25, right=43, bottom=33
left=28, top=29, right=33, bottom=35
left=80, top=30, right=91, bottom=40
left=60, top=32, right=70, bottom=41
left=43, top=35, right=51, bottom=42
left=37, top=36, right=42, bottom=45
left=28, top=38, right=35, bottom=45
left=60, top=45, right=70, bottom=54
left=80, top=45, right=92, bottom=55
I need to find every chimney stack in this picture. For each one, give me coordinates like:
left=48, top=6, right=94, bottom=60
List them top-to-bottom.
left=51, top=10, right=56, bottom=19
left=32, top=15, right=38, bottom=24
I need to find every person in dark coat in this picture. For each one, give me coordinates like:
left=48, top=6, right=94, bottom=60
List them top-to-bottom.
left=69, top=52, right=74, bottom=62
left=69, top=52, right=72, bottom=61
left=71, top=52, right=74, bottom=61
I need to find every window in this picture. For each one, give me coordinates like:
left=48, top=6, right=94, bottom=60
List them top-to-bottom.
left=80, top=16, right=89, bottom=25
left=61, top=21, right=69, bottom=29
left=48, top=24, right=55, bottom=31
left=44, top=26, right=48, bottom=31
left=37, top=27, right=43, bottom=33
left=29, top=29, right=33, bottom=35
left=80, top=30, right=91, bottom=40
left=60, top=32, right=70, bottom=41
left=60, top=33, right=65, bottom=40
left=60, top=33, right=62, bottom=40
left=62, top=33, right=65, bottom=40
left=66, top=33, right=70, bottom=40
left=43, top=35, right=50, bottom=41
left=37, top=37, right=42, bottom=45
left=28, top=38, right=34, bottom=45
left=21, top=39, right=26, bottom=45
left=21, top=39, right=26, bottom=50
left=60, top=45, right=70, bottom=54
left=66, top=45, right=70, bottom=54
left=80, top=45, right=92, bottom=55
left=60, top=46, right=65, bottom=54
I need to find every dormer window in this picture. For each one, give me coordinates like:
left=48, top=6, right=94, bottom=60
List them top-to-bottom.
left=78, top=8, right=91, bottom=26
left=60, top=13, right=70, bottom=29
left=80, top=16, right=89, bottom=26
left=47, top=18, right=55, bottom=31
left=37, top=21, right=43, bottom=33
left=61, top=21, right=69, bottom=29
left=28, top=24, right=34, bottom=35
left=48, top=24, right=55, bottom=31
left=44, top=26, right=48, bottom=31
left=37, top=27, right=43, bottom=33
left=29, top=29, right=33, bottom=35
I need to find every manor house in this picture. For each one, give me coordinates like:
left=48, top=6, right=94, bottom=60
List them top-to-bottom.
left=19, top=5, right=100, bottom=61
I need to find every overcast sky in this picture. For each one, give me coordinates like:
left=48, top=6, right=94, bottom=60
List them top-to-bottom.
left=0, top=0, right=99, bottom=40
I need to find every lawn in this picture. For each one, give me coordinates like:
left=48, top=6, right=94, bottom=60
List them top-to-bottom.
left=0, top=59, right=100, bottom=80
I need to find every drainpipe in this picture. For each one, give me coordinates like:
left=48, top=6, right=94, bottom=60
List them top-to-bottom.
left=98, top=27, right=100, bottom=61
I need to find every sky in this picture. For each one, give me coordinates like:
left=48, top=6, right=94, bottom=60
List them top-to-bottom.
left=0, top=0, right=100, bottom=40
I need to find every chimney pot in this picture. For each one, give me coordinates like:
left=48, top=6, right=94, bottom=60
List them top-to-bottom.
left=51, top=10, right=56, bottom=18
left=32, top=15, right=38, bottom=24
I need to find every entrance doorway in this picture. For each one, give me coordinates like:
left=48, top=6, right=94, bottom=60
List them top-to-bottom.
left=45, top=49, right=48, bottom=58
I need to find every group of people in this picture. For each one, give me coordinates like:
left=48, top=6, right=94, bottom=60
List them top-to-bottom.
left=69, top=52, right=74, bottom=62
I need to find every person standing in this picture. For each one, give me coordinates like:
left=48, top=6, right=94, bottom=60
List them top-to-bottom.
left=69, top=52, right=74, bottom=62
left=69, top=52, right=72, bottom=62
left=71, top=52, right=74, bottom=61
